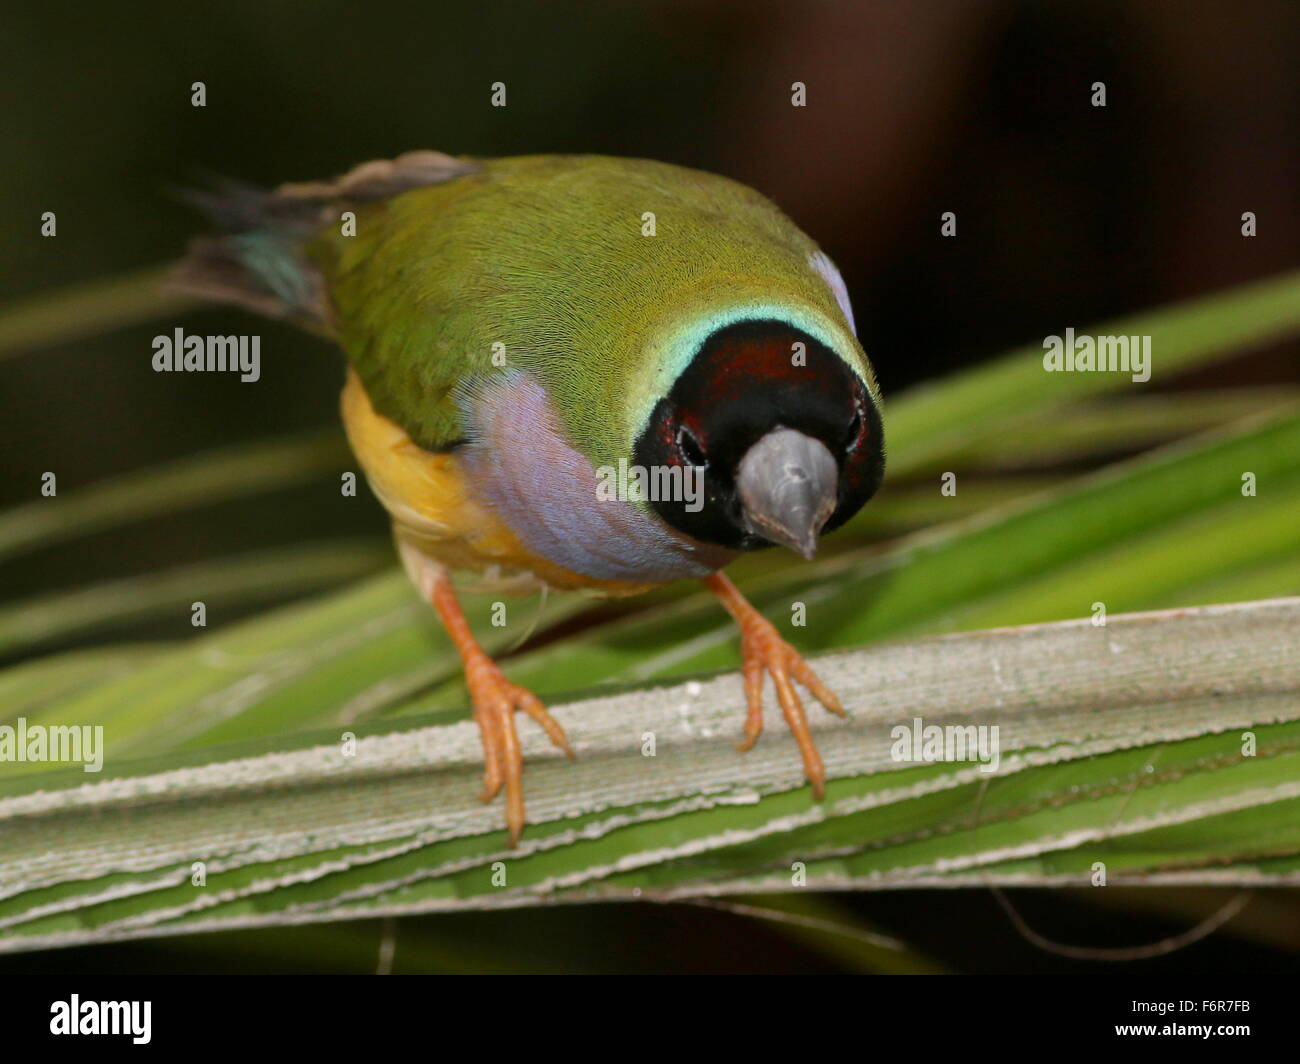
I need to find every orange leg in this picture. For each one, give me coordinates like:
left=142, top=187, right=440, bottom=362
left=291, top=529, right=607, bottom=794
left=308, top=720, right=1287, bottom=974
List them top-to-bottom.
left=703, top=571, right=845, bottom=799
left=429, top=573, right=573, bottom=846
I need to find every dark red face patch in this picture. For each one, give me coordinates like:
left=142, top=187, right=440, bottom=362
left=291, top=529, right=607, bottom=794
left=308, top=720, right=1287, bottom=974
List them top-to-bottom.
left=633, top=318, right=884, bottom=551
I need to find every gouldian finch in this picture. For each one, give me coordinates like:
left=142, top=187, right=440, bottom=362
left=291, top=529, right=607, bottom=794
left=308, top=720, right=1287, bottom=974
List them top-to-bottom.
left=175, top=151, right=885, bottom=844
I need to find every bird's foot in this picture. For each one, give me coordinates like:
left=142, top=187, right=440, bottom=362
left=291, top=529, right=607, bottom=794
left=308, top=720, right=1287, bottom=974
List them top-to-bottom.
left=425, top=567, right=572, bottom=846
left=704, top=571, right=845, bottom=799
left=462, top=648, right=574, bottom=846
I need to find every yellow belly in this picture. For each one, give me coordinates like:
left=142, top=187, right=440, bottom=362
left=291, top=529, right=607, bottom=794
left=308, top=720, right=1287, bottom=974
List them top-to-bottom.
left=339, top=371, right=654, bottom=596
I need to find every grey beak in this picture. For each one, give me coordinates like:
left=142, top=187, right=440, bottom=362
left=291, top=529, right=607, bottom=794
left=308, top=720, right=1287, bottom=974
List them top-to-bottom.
left=736, top=428, right=838, bottom=559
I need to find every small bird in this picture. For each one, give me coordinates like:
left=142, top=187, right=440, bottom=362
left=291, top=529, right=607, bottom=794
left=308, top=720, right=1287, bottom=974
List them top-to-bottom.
left=175, top=151, right=885, bottom=844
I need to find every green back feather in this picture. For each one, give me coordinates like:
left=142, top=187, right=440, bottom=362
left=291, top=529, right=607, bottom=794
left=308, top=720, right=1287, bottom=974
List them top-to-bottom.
left=307, top=154, right=874, bottom=467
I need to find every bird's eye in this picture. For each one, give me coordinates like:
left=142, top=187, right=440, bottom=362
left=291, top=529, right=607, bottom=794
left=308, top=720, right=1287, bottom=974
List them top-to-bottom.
left=846, top=402, right=865, bottom=449
left=677, top=425, right=708, bottom=467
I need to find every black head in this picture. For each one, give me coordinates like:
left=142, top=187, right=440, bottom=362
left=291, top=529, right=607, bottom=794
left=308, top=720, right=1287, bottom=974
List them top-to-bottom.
left=632, top=318, right=885, bottom=553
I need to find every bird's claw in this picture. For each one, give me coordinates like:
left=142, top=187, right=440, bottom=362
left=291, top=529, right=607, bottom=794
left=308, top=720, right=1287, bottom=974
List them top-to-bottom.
left=735, top=613, right=843, bottom=798
left=464, top=650, right=573, bottom=847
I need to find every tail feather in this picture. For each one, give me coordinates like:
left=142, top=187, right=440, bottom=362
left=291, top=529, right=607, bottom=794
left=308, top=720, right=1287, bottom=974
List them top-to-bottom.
left=170, top=151, right=481, bottom=331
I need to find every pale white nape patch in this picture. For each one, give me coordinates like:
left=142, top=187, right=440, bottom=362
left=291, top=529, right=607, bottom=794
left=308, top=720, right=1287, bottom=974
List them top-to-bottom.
left=808, top=250, right=857, bottom=335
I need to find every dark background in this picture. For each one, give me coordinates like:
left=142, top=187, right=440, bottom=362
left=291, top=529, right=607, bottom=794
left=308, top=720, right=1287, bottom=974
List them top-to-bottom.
left=1, top=0, right=1297, bottom=973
